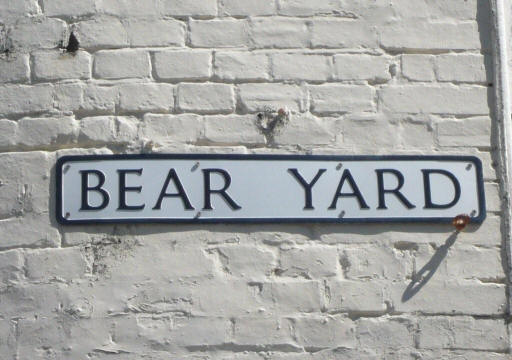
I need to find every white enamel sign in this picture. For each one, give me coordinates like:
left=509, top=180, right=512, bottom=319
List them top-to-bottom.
left=56, top=154, right=486, bottom=224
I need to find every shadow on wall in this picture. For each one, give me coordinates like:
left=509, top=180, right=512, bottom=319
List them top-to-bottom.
left=401, top=231, right=458, bottom=302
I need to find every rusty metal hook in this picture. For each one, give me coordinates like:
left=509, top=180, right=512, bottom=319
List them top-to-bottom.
left=452, top=214, right=470, bottom=232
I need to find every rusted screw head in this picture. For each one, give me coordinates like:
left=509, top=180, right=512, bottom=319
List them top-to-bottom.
left=452, top=214, right=470, bottom=232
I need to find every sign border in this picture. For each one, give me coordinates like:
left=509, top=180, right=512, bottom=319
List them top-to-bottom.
left=56, top=154, right=486, bottom=225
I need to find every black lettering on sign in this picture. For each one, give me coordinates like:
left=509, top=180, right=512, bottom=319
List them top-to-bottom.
left=288, top=168, right=326, bottom=210
left=117, top=169, right=145, bottom=210
left=153, top=169, right=194, bottom=210
left=202, top=169, right=241, bottom=210
left=329, top=169, right=370, bottom=210
left=376, top=169, right=415, bottom=210
left=422, top=169, right=461, bottom=209
left=80, top=170, right=110, bottom=210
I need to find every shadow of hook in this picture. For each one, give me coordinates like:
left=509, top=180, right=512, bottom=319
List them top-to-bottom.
left=401, top=231, right=458, bottom=302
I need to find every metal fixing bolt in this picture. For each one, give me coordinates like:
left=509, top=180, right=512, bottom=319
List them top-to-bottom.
left=452, top=214, right=470, bottom=232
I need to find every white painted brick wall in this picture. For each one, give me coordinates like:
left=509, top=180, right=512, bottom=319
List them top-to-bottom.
left=0, top=0, right=508, bottom=358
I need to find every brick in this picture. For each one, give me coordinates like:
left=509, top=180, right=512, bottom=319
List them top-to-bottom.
left=0, top=0, right=39, bottom=20
left=43, top=0, right=96, bottom=17
left=97, top=0, right=160, bottom=17
left=161, top=0, right=217, bottom=16
left=220, top=0, right=275, bottom=16
left=278, top=0, right=344, bottom=16
left=386, top=0, right=479, bottom=21
left=75, top=16, right=129, bottom=49
left=10, top=18, right=67, bottom=50
left=124, top=18, right=185, bottom=47
left=251, top=18, right=309, bottom=49
left=311, top=19, right=378, bottom=48
left=190, top=20, right=249, bottom=48
left=381, top=21, right=481, bottom=50
left=94, top=49, right=150, bottom=79
left=33, top=50, right=91, bottom=81
left=154, top=50, right=211, bottom=81
left=214, top=52, right=269, bottom=81
left=0, top=54, right=30, bottom=83
left=272, top=54, right=331, bottom=81
left=334, top=54, right=391, bottom=82
left=436, top=54, right=489, bottom=83
left=401, top=55, right=435, bottom=81
left=53, top=82, right=84, bottom=112
left=119, top=83, right=174, bottom=112
left=178, top=83, right=234, bottom=114
left=239, top=83, right=306, bottom=113
left=0, top=84, right=53, bottom=116
left=81, top=84, right=118, bottom=114
left=309, top=85, right=375, bottom=114
left=380, top=85, right=489, bottom=115
left=140, top=113, right=203, bottom=144
left=273, top=114, right=341, bottom=146
left=274, top=114, right=338, bottom=146
left=203, top=115, right=265, bottom=145
left=17, top=116, right=77, bottom=148
left=79, top=116, right=138, bottom=145
left=342, top=116, right=402, bottom=150
left=437, top=117, right=491, bottom=147
left=0, top=119, right=17, bottom=148
left=400, top=120, right=436, bottom=149
left=477, top=150, right=497, bottom=181
left=0, top=151, right=51, bottom=217
left=485, top=182, right=501, bottom=212
left=0, top=214, right=60, bottom=249
left=320, top=215, right=502, bottom=248
left=109, top=243, right=216, bottom=284
left=215, top=244, right=276, bottom=279
left=341, top=245, right=412, bottom=281
left=414, top=245, right=505, bottom=282
left=279, top=246, right=338, bottom=278
left=25, top=247, right=88, bottom=281
left=0, top=250, right=24, bottom=286
left=193, top=280, right=263, bottom=316
left=325, top=280, right=387, bottom=314
left=122, top=281, right=192, bottom=315
left=261, top=281, right=323, bottom=313
left=389, top=281, right=506, bottom=315
left=0, top=282, right=74, bottom=318
left=294, top=315, right=356, bottom=349
left=418, top=316, right=508, bottom=351
left=18, top=317, right=110, bottom=359
left=168, top=317, right=231, bottom=346
left=234, top=317, right=296, bottom=348
left=357, top=317, right=414, bottom=349
left=0, top=319, right=16, bottom=359
left=267, top=349, right=380, bottom=360
left=418, top=350, right=510, bottom=360
left=214, top=354, right=266, bottom=360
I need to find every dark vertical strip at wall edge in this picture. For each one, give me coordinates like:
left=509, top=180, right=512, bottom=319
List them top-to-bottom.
left=489, top=0, right=512, bottom=316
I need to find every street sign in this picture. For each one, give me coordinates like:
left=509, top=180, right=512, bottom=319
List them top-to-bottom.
left=56, top=154, right=485, bottom=224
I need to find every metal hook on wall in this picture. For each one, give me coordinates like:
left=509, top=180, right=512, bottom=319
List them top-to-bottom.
left=452, top=214, right=471, bottom=232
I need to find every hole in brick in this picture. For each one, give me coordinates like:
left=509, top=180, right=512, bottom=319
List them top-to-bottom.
left=66, top=32, right=79, bottom=53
